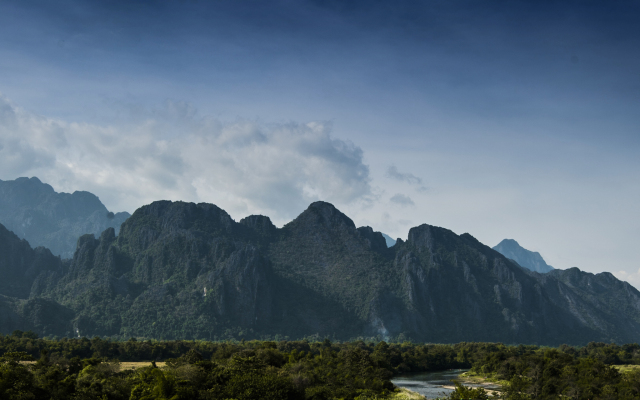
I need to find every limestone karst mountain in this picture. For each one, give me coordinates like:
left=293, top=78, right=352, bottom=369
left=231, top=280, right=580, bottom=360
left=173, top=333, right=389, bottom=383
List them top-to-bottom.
left=0, top=177, right=130, bottom=259
left=0, top=199, right=639, bottom=345
left=493, top=238, right=555, bottom=273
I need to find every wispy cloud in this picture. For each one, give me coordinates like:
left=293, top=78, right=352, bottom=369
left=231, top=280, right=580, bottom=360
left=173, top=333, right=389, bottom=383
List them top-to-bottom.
left=0, top=95, right=372, bottom=223
left=386, top=165, right=422, bottom=185
left=389, top=193, right=414, bottom=207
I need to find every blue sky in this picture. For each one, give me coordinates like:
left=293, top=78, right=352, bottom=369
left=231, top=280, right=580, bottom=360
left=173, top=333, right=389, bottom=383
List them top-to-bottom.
left=0, top=0, right=639, bottom=286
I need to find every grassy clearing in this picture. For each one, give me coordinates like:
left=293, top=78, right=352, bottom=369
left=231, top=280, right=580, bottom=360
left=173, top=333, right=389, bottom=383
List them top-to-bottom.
left=19, top=361, right=167, bottom=370
left=119, top=361, right=166, bottom=370
left=614, top=365, right=640, bottom=373
left=458, top=371, right=508, bottom=387
left=388, top=387, right=426, bottom=400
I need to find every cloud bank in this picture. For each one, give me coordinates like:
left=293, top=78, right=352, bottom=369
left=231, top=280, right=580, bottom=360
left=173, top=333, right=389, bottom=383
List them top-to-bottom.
left=0, top=96, right=372, bottom=223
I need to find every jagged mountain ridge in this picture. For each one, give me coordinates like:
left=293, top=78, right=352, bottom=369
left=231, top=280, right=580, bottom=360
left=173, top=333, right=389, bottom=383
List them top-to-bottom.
left=0, top=177, right=130, bottom=259
left=1, top=200, right=639, bottom=345
left=493, top=238, right=554, bottom=273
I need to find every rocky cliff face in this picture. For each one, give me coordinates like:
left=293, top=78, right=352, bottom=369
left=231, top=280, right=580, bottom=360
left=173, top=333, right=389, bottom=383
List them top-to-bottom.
left=0, top=177, right=130, bottom=259
left=1, top=200, right=639, bottom=345
left=387, top=227, right=639, bottom=344
left=493, top=238, right=554, bottom=273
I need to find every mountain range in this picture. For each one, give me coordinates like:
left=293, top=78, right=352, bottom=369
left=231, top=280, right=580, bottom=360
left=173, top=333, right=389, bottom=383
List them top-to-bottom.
left=0, top=177, right=130, bottom=259
left=1, top=186, right=639, bottom=345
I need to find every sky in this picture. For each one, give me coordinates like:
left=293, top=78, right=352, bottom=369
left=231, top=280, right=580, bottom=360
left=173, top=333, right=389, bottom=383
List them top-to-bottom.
left=0, top=0, right=639, bottom=287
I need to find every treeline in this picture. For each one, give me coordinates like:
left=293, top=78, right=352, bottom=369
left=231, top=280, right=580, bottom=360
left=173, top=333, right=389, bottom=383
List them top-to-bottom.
left=0, top=330, right=486, bottom=369
left=3, top=330, right=640, bottom=367
left=1, top=331, right=463, bottom=400
left=2, top=331, right=640, bottom=399
left=464, top=343, right=640, bottom=400
left=0, top=345, right=394, bottom=400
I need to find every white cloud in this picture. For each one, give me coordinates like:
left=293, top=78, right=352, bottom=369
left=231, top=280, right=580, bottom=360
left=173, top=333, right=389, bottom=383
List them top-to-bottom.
left=0, top=95, right=372, bottom=224
left=386, top=165, right=422, bottom=185
left=613, top=268, right=640, bottom=291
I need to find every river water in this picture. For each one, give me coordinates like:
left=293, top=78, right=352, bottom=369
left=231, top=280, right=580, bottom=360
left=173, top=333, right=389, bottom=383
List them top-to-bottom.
left=391, top=369, right=467, bottom=399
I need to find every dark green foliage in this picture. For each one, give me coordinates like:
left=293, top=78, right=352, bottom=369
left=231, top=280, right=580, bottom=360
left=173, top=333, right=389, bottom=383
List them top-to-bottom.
left=0, top=223, right=66, bottom=299
left=1, top=337, right=640, bottom=400
left=0, top=338, right=400, bottom=400
left=456, top=342, right=640, bottom=400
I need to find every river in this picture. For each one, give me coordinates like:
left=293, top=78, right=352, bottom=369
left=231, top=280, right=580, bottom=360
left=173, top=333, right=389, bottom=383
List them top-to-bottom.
left=391, top=369, right=500, bottom=399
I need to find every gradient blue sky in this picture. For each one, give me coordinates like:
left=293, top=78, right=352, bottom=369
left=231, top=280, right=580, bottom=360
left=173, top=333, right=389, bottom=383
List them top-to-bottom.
left=0, top=1, right=639, bottom=285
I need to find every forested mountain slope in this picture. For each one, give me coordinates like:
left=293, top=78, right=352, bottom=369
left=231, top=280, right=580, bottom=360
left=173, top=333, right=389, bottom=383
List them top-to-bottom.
left=1, top=200, right=639, bottom=345
left=0, top=223, right=73, bottom=336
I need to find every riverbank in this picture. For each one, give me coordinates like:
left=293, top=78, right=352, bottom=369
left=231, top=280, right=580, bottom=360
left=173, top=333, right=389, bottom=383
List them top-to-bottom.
left=391, top=370, right=460, bottom=399
left=458, top=370, right=506, bottom=389
left=440, top=372, right=503, bottom=398
left=441, top=384, right=501, bottom=398
left=389, top=387, right=427, bottom=400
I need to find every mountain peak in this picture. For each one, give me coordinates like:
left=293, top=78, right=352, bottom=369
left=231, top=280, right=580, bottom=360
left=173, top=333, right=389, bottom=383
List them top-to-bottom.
left=15, top=176, right=42, bottom=184
left=129, top=200, right=234, bottom=233
left=290, top=201, right=356, bottom=231
left=240, top=214, right=277, bottom=237
left=407, top=223, right=460, bottom=254
left=499, top=238, right=520, bottom=247
left=493, top=239, right=554, bottom=273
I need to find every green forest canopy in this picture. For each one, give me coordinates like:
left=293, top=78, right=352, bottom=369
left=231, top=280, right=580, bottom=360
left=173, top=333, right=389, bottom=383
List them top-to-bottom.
left=1, top=332, right=640, bottom=400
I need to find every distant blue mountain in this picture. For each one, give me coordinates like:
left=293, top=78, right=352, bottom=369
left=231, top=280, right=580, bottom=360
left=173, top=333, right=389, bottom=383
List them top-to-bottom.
left=0, top=177, right=130, bottom=259
left=381, top=233, right=396, bottom=247
left=493, top=239, right=554, bottom=273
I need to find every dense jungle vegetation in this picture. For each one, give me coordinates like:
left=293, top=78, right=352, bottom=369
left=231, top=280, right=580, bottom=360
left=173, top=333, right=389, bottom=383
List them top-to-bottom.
left=1, top=331, right=640, bottom=399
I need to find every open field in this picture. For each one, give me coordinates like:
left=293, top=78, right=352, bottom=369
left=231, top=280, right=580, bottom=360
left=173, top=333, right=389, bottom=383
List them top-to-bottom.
left=20, top=361, right=167, bottom=370
left=119, top=361, right=166, bottom=370
left=614, top=365, right=640, bottom=373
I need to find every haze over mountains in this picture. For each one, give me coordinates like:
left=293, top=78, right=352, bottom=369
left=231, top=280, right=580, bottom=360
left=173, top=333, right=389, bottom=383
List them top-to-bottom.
left=0, top=177, right=130, bottom=259
left=0, top=178, right=639, bottom=345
